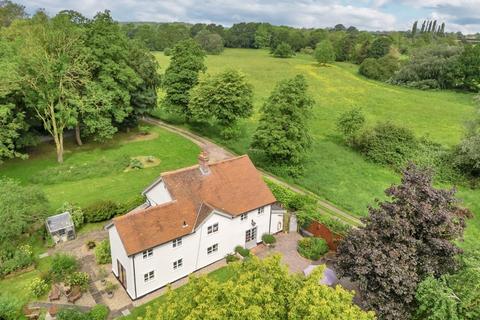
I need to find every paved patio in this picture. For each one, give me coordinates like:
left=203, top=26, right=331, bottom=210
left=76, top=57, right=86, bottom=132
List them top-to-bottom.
left=252, top=231, right=311, bottom=274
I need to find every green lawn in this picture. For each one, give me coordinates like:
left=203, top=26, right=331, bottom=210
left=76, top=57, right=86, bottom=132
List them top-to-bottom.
left=152, top=48, right=479, bottom=251
left=0, top=125, right=200, bottom=209
left=0, top=256, right=52, bottom=320
left=119, top=265, right=236, bottom=320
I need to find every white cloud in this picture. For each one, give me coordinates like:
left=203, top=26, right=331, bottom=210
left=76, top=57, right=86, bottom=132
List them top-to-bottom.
left=16, top=0, right=479, bottom=32
left=17, top=0, right=396, bottom=30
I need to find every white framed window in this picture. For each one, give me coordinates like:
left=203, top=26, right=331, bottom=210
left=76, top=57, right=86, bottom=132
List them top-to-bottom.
left=258, top=207, right=264, bottom=215
left=240, top=213, right=248, bottom=221
left=207, top=223, right=219, bottom=234
left=172, top=237, right=182, bottom=248
left=207, top=243, right=218, bottom=255
left=142, top=249, right=153, bottom=259
left=173, top=258, right=183, bottom=270
left=144, top=270, right=154, bottom=283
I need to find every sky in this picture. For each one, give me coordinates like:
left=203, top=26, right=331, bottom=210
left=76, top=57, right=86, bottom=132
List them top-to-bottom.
left=16, top=0, right=480, bottom=34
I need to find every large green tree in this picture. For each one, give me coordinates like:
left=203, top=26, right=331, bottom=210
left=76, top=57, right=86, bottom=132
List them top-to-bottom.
left=0, top=0, right=27, bottom=27
left=81, top=11, right=142, bottom=144
left=11, top=12, right=91, bottom=163
left=194, top=29, right=224, bottom=55
left=0, top=37, right=33, bottom=162
left=367, top=37, right=392, bottom=58
left=163, top=39, right=206, bottom=117
left=314, top=40, right=336, bottom=65
left=189, top=69, right=253, bottom=137
left=251, top=75, right=314, bottom=168
left=336, top=164, right=469, bottom=319
left=0, top=178, right=49, bottom=251
left=414, top=251, right=480, bottom=320
left=142, top=255, right=375, bottom=320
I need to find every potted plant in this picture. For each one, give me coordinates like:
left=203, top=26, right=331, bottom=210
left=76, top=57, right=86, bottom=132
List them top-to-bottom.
left=262, top=234, right=276, bottom=247
left=86, top=240, right=96, bottom=250
left=104, top=280, right=118, bottom=298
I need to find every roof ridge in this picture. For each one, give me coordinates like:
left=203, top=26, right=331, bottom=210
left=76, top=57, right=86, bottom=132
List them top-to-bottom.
left=161, top=155, right=248, bottom=177
left=114, top=200, right=178, bottom=221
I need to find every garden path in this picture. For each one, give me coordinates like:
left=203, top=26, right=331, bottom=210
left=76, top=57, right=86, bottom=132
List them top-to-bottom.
left=143, top=117, right=362, bottom=226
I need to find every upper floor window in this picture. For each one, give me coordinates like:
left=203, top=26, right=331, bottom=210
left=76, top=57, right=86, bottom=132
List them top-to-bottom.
left=258, top=207, right=265, bottom=215
left=240, top=213, right=248, bottom=221
left=207, top=223, right=219, bottom=234
left=172, top=237, right=182, bottom=248
left=207, top=243, right=218, bottom=255
left=143, top=249, right=153, bottom=259
left=173, top=258, right=183, bottom=270
left=144, top=270, right=154, bottom=283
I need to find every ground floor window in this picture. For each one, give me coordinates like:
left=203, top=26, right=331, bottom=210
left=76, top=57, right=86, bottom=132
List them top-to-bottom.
left=207, top=243, right=218, bottom=255
left=173, top=258, right=183, bottom=270
left=144, top=270, right=154, bottom=283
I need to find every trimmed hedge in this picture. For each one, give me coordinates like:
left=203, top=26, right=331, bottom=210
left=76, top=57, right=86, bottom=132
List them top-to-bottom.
left=83, top=196, right=145, bottom=223
left=262, top=234, right=276, bottom=244
left=234, top=246, right=250, bottom=257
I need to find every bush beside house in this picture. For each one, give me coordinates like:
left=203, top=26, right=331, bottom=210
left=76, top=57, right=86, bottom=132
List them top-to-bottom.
left=95, top=240, right=111, bottom=265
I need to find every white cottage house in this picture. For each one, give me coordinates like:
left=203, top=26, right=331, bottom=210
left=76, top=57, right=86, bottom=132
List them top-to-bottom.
left=107, top=152, right=284, bottom=299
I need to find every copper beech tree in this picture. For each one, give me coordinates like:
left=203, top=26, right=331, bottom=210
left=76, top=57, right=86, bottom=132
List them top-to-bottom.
left=336, top=163, right=470, bottom=320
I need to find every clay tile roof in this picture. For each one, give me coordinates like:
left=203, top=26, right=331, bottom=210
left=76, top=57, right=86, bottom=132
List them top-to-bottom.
left=113, top=155, right=276, bottom=256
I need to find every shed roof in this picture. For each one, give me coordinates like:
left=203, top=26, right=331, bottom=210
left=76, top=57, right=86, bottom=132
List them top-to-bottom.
left=46, top=212, right=74, bottom=233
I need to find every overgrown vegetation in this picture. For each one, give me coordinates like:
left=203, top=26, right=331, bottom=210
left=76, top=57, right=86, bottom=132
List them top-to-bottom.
left=265, top=179, right=352, bottom=235
left=297, top=237, right=329, bottom=260
left=95, top=240, right=111, bottom=265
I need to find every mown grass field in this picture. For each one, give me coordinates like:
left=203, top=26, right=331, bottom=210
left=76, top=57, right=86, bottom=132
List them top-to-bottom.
left=153, top=48, right=479, bottom=251
left=0, top=125, right=200, bottom=209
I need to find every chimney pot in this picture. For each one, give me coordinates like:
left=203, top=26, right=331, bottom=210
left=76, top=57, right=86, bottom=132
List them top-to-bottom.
left=198, top=150, right=210, bottom=175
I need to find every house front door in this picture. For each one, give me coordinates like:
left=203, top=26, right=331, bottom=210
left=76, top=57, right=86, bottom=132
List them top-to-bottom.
left=245, top=227, right=257, bottom=249
left=117, top=260, right=127, bottom=288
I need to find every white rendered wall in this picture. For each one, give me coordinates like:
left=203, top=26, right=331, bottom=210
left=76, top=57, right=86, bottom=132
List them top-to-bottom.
left=120, top=204, right=278, bottom=299
left=271, top=212, right=284, bottom=233
left=108, top=226, right=136, bottom=299
left=133, top=229, right=200, bottom=298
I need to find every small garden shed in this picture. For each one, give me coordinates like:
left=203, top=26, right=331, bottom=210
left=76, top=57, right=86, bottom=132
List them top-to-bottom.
left=46, top=212, right=76, bottom=243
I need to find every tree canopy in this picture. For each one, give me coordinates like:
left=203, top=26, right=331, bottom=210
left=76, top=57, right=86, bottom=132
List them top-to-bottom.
left=0, top=10, right=159, bottom=162
left=194, top=29, right=224, bottom=55
left=163, top=39, right=206, bottom=117
left=314, top=40, right=336, bottom=65
left=189, top=69, right=253, bottom=137
left=251, top=75, right=313, bottom=170
left=336, top=164, right=469, bottom=319
left=0, top=178, right=49, bottom=251
left=142, top=255, right=375, bottom=320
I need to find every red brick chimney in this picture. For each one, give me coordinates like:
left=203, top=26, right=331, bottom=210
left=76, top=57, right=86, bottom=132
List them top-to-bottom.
left=198, top=150, right=210, bottom=175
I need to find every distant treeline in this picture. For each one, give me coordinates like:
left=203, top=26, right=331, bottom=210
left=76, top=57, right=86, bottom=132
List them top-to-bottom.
left=121, top=21, right=465, bottom=59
